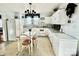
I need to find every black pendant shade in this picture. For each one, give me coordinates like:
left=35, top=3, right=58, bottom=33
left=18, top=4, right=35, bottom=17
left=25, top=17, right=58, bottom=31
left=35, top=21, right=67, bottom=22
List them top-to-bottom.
left=25, top=3, right=40, bottom=18
left=25, top=13, right=40, bottom=18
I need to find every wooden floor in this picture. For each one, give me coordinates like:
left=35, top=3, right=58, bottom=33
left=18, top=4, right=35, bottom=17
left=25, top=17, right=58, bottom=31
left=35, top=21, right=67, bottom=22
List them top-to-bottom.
left=0, top=36, right=54, bottom=56
left=35, top=36, right=54, bottom=56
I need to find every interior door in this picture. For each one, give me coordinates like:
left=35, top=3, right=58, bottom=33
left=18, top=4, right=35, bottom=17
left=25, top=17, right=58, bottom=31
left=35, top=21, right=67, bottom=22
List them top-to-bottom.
left=0, top=15, right=3, bottom=43
left=7, top=19, right=16, bottom=41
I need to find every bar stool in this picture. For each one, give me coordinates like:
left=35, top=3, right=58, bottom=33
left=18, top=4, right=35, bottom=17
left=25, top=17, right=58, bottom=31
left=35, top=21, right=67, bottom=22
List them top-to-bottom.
left=32, top=35, right=37, bottom=55
left=32, top=36, right=37, bottom=47
left=20, top=37, right=31, bottom=55
left=22, top=38, right=31, bottom=48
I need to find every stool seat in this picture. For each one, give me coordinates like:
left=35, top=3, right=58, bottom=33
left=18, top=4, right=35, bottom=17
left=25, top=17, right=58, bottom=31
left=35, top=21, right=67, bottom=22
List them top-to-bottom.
left=32, top=37, right=36, bottom=40
left=22, top=39, right=31, bottom=46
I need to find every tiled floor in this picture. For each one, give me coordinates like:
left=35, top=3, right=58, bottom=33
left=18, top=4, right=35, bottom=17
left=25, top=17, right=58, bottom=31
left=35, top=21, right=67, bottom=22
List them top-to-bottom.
left=0, top=36, right=54, bottom=56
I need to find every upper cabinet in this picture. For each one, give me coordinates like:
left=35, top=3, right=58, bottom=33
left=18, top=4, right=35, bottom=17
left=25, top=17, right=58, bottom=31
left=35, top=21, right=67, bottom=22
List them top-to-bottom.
left=50, top=9, right=69, bottom=25
left=44, top=17, right=52, bottom=24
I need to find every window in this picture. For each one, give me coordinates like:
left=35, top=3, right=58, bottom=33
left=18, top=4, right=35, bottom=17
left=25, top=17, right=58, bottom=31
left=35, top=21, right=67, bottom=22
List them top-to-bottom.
left=24, top=16, right=40, bottom=26
left=25, top=16, right=32, bottom=25
left=33, top=16, right=40, bottom=25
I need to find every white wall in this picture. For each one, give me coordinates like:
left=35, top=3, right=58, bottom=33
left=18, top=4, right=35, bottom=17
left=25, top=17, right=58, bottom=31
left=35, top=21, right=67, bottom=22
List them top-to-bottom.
left=0, top=3, right=67, bottom=17
left=0, top=11, right=8, bottom=41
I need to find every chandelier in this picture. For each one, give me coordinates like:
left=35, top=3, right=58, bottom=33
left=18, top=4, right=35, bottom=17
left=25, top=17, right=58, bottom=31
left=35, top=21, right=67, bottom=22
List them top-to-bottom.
left=25, top=3, right=40, bottom=18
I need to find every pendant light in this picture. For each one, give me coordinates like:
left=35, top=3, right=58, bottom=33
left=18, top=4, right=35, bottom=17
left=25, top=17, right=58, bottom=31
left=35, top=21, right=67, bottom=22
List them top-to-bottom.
left=25, top=3, right=40, bottom=18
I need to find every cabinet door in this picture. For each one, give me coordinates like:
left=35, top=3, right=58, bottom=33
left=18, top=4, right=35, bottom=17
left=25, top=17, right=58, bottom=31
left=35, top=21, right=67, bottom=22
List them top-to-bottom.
left=7, top=19, right=16, bottom=41
left=15, top=19, right=20, bottom=37
left=59, top=40, right=78, bottom=56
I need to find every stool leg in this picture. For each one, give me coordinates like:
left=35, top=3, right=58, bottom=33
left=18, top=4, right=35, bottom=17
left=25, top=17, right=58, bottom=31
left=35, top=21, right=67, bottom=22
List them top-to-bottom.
left=30, top=39, right=33, bottom=55
left=28, top=45, right=31, bottom=55
left=18, top=46, right=23, bottom=55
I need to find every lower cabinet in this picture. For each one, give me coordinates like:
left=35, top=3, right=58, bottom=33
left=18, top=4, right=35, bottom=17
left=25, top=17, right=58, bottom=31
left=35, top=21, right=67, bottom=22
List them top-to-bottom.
left=36, top=28, right=48, bottom=36
left=48, top=29, right=78, bottom=56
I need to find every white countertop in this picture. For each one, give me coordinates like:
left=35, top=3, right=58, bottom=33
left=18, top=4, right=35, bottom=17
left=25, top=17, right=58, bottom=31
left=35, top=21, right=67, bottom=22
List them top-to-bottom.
left=49, top=28, right=78, bottom=41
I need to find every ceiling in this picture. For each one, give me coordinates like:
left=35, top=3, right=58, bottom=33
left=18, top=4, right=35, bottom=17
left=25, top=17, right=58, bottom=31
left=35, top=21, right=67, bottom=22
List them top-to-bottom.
left=0, top=3, right=68, bottom=16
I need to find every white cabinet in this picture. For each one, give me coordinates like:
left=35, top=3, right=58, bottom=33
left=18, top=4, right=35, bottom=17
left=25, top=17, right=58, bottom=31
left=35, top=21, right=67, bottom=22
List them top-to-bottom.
left=50, top=9, right=69, bottom=25
left=7, top=19, right=16, bottom=41
left=23, top=28, right=48, bottom=37
left=32, top=28, right=48, bottom=36
left=37, top=28, right=48, bottom=36
left=48, top=29, right=78, bottom=56
left=55, top=33, right=78, bottom=56
left=59, top=39, right=78, bottom=56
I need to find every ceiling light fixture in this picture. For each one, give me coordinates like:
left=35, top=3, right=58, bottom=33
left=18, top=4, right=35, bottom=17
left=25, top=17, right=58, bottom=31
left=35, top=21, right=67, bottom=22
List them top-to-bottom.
left=25, top=3, right=40, bottom=18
